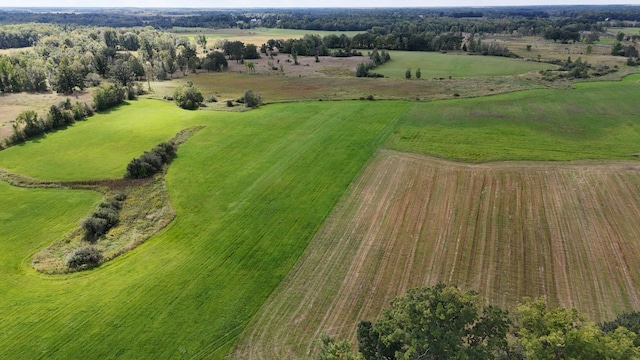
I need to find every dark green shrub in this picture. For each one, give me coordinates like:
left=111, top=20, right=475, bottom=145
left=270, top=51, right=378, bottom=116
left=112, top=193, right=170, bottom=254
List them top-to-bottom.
left=174, top=83, right=204, bottom=110
left=242, top=89, right=261, bottom=108
left=124, top=141, right=176, bottom=179
left=82, top=197, right=123, bottom=241
left=82, top=217, right=109, bottom=242
left=67, top=247, right=103, bottom=269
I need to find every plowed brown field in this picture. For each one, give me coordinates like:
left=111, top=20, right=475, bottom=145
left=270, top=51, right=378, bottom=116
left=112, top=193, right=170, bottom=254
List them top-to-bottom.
left=234, top=149, right=640, bottom=359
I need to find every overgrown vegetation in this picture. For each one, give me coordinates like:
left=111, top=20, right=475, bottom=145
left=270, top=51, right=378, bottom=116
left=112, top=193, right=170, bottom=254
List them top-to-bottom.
left=356, top=48, right=390, bottom=77
left=93, top=83, right=127, bottom=111
left=173, top=83, right=204, bottom=110
left=240, top=89, right=261, bottom=108
left=5, top=98, right=93, bottom=147
left=124, top=141, right=176, bottom=179
left=82, top=196, right=124, bottom=242
left=66, top=246, right=103, bottom=269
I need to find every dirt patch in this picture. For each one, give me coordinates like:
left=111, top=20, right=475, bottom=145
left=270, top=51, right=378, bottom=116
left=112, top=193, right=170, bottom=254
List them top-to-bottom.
left=234, top=150, right=640, bottom=359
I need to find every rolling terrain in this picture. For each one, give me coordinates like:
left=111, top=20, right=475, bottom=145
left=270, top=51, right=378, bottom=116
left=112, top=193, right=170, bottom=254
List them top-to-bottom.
left=0, top=72, right=639, bottom=359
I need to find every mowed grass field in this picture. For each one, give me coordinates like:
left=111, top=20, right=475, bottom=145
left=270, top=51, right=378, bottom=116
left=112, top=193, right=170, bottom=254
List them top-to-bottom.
left=375, top=51, right=556, bottom=79
left=387, top=74, right=640, bottom=162
left=0, top=99, right=409, bottom=358
left=0, top=101, right=193, bottom=180
left=235, top=150, right=640, bottom=359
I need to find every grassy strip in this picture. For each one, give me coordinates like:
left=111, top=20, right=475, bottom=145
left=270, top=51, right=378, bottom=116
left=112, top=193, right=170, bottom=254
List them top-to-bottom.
left=386, top=74, right=640, bottom=162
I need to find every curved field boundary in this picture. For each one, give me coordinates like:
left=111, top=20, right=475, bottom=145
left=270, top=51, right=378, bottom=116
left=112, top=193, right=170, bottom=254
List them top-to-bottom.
left=234, top=149, right=640, bottom=359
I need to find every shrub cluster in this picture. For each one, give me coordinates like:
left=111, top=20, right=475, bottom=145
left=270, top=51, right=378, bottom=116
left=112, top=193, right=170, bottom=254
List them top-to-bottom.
left=467, top=36, right=518, bottom=58
left=356, top=49, right=390, bottom=78
left=93, top=83, right=126, bottom=112
left=174, top=83, right=204, bottom=110
left=240, top=89, right=261, bottom=108
left=5, top=99, right=93, bottom=147
left=124, top=141, right=176, bottom=179
left=82, top=196, right=124, bottom=242
left=67, top=247, right=103, bottom=269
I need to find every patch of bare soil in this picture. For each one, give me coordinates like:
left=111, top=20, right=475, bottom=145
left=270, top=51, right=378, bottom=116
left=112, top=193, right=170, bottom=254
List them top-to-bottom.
left=234, top=150, right=640, bottom=359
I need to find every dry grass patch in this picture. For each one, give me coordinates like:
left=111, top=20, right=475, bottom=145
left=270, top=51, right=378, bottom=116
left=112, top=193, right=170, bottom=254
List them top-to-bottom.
left=148, top=71, right=546, bottom=105
left=0, top=90, right=93, bottom=141
left=234, top=150, right=640, bottom=359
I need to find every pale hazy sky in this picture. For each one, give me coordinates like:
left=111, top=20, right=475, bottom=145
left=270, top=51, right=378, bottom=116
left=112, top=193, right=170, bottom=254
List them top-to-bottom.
left=2, top=1, right=632, bottom=9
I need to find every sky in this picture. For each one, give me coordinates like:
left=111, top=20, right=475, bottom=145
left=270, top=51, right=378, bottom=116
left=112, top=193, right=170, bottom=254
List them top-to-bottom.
left=1, top=0, right=632, bottom=9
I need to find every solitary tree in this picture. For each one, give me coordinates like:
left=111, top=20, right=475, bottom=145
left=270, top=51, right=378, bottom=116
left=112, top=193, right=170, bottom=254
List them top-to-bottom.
left=196, top=34, right=207, bottom=51
left=415, top=68, right=421, bottom=79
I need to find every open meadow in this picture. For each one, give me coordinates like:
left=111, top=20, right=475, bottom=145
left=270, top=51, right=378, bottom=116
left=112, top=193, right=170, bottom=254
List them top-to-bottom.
left=374, top=51, right=555, bottom=78
left=387, top=74, right=640, bottom=162
left=0, top=99, right=409, bottom=358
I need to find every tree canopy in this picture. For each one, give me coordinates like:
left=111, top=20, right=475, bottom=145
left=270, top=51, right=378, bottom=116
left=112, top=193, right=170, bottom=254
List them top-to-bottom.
left=319, top=284, right=640, bottom=360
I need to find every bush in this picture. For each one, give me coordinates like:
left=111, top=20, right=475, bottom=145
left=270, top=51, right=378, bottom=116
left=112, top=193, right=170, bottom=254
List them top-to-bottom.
left=174, top=83, right=204, bottom=110
left=93, top=84, right=126, bottom=112
left=242, top=89, right=261, bottom=108
left=124, top=141, right=176, bottom=179
left=82, top=197, right=123, bottom=242
left=82, top=217, right=109, bottom=242
left=67, top=247, right=103, bottom=269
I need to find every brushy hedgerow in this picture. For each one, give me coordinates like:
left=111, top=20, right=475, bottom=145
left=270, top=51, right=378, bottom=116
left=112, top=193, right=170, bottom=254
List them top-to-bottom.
left=124, top=142, right=176, bottom=179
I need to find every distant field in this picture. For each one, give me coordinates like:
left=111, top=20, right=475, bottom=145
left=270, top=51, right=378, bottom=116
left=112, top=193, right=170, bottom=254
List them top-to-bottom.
left=172, top=27, right=363, bottom=46
left=375, top=51, right=556, bottom=78
left=150, top=71, right=545, bottom=106
left=387, top=74, right=640, bottom=162
left=0, top=100, right=409, bottom=359
left=235, top=150, right=640, bottom=359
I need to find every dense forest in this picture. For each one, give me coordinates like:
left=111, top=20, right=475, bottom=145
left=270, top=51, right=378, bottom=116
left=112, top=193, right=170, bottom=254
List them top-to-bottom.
left=1, top=6, right=639, bottom=31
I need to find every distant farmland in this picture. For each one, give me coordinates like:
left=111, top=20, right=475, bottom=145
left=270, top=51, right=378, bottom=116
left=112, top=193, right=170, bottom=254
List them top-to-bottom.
left=235, top=150, right=640, bottom=359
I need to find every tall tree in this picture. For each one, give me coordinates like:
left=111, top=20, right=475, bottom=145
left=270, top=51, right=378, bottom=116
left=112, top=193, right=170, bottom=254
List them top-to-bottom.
left=53, top=57, right=84, bottom=94
left=360, top=284, right=510, bottom=360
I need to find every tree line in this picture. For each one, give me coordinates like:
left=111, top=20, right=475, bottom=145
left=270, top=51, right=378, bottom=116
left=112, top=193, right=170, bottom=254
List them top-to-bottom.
left=320, top=283, right=640, bottom=360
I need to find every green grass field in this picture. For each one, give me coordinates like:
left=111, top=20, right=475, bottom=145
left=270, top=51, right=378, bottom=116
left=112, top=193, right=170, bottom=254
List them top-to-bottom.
left=375, top=51, right=556, bottom=79
left=386, top=74, right=640, bottom=162
left=0, top=99, right=409, bottom=358
left=0, top=101, right=193, bottom=181
left=0, top=182, right=99, bottom=276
